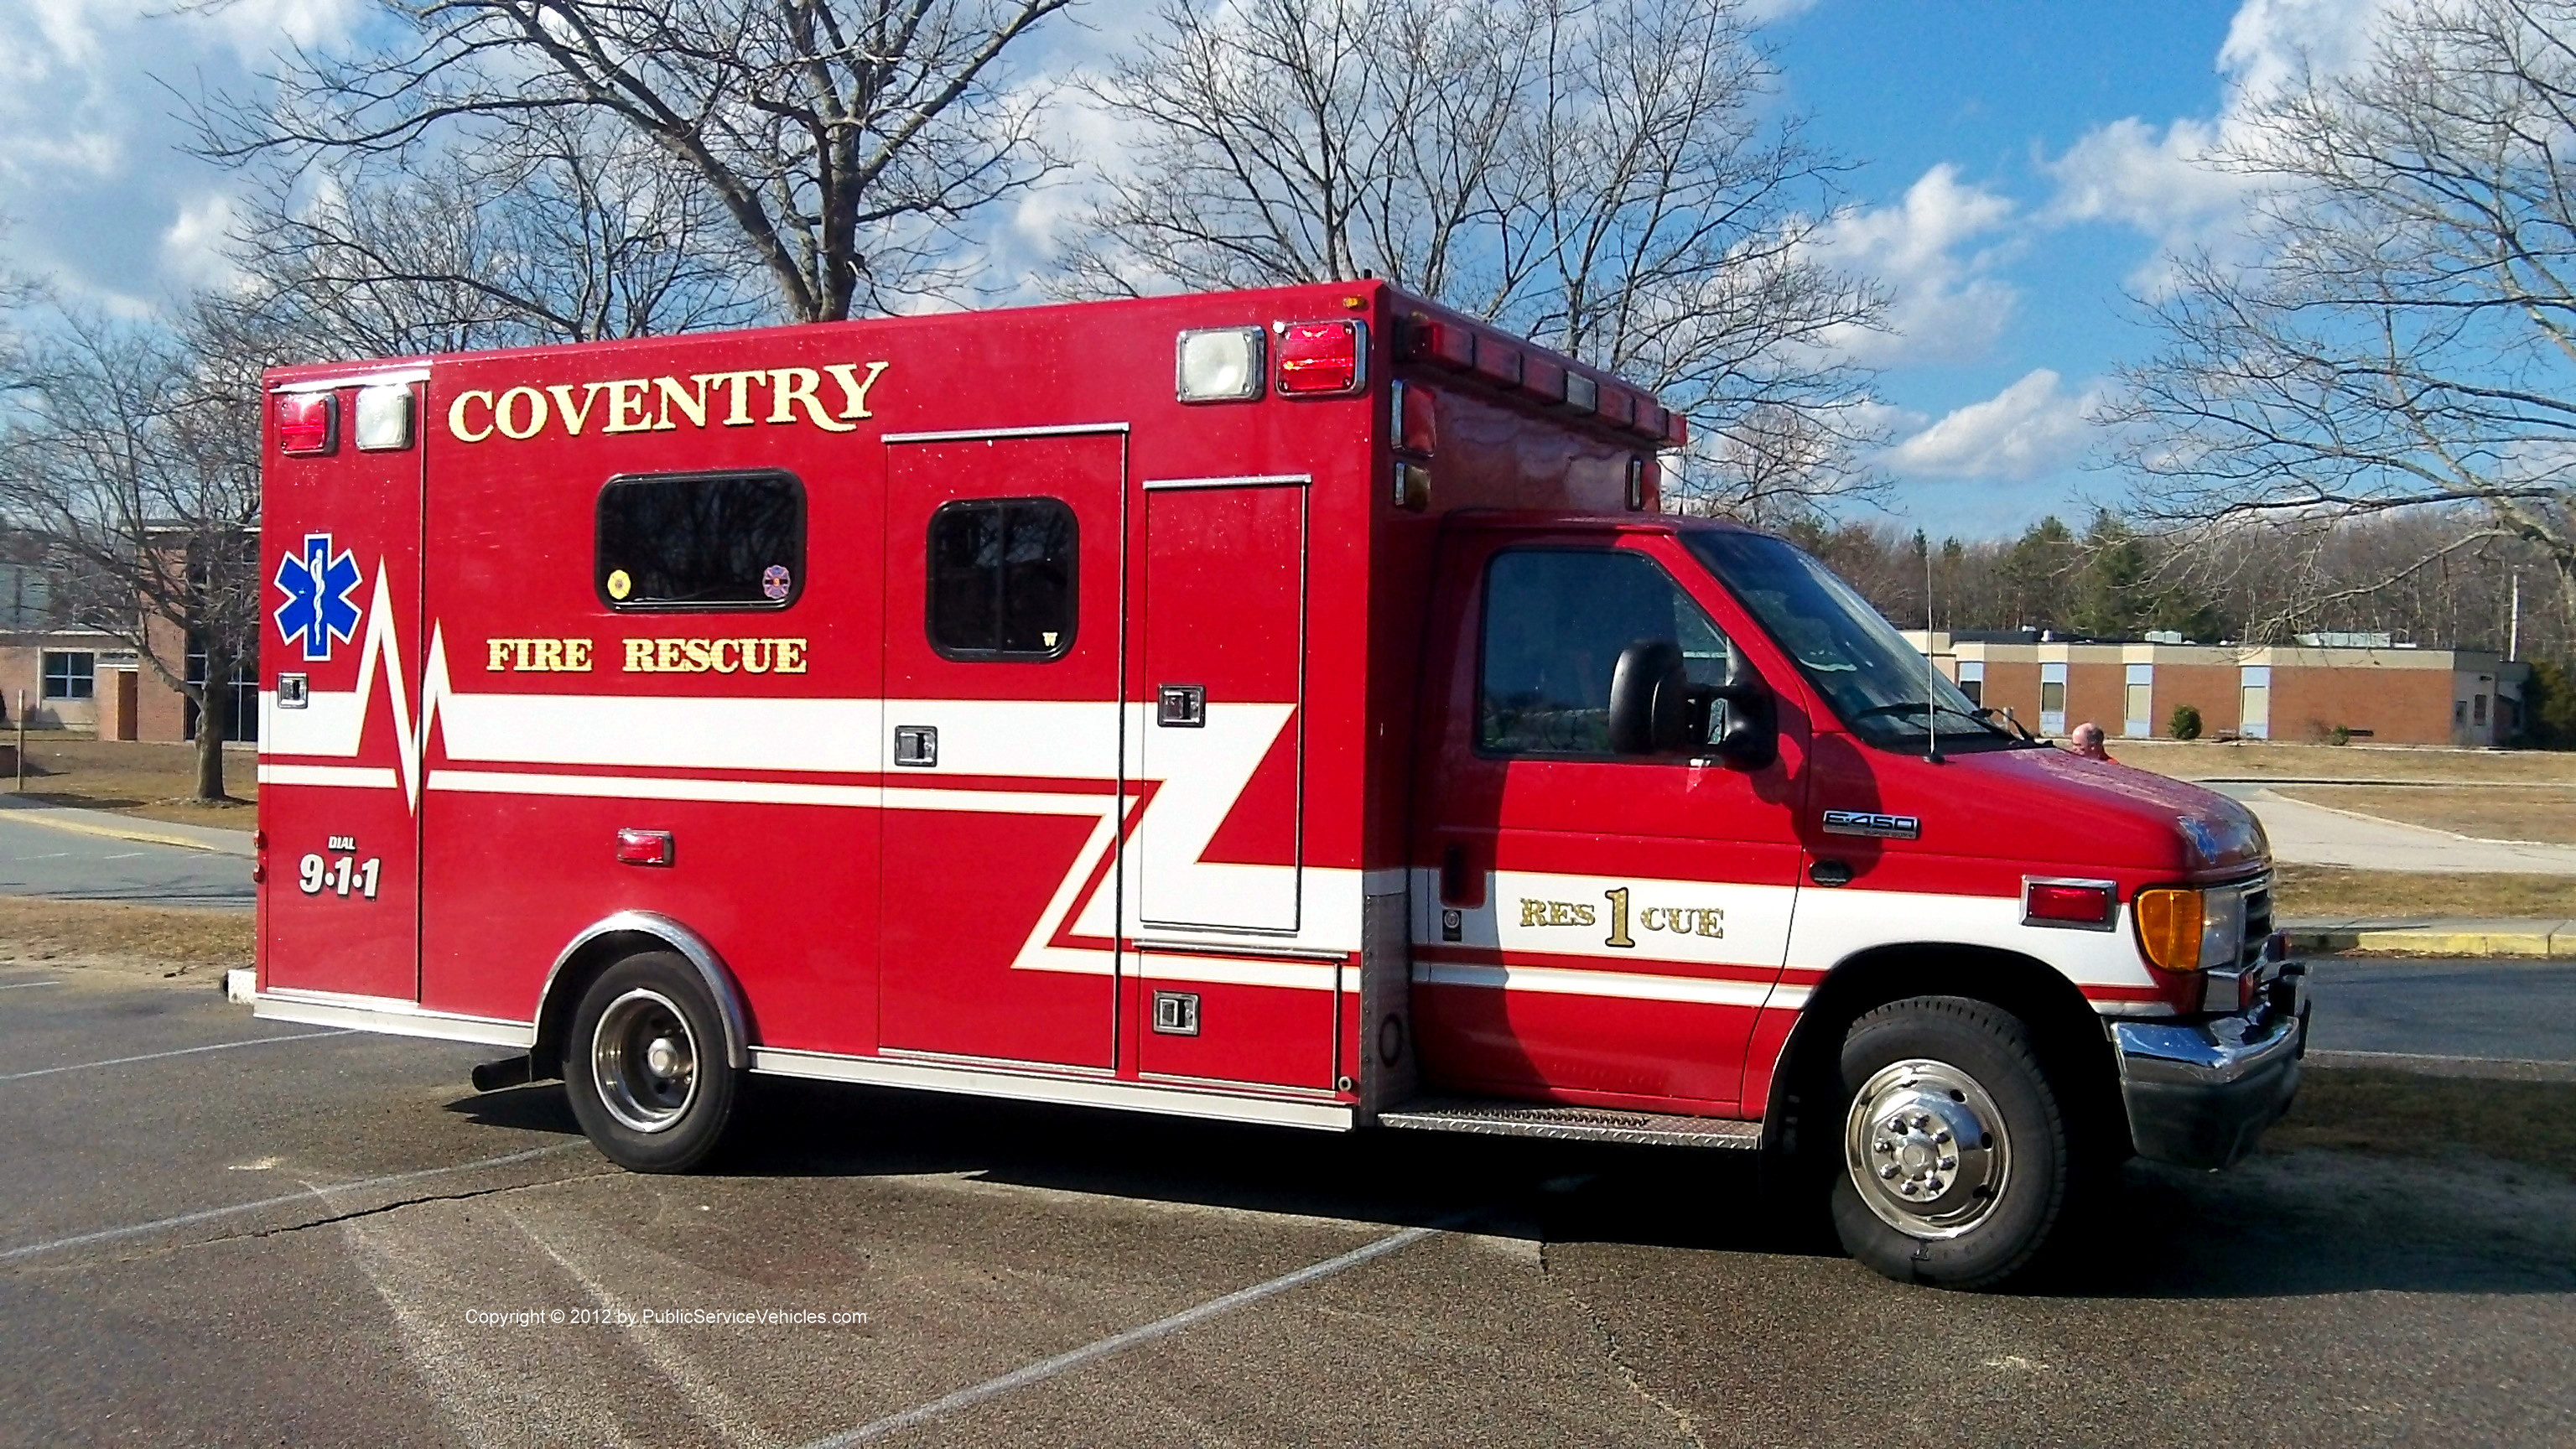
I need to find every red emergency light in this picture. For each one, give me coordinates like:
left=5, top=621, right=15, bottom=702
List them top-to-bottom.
left=1275, top=321, right=1364, bottom=396
left=275, top=392, right=338, bottom=456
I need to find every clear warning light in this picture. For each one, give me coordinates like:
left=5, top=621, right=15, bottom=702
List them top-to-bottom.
left=1176, top=326, right=1265, bottom=402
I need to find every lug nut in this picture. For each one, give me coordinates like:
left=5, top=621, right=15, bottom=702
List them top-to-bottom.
left=1934, top=1130, right=1951, bottom=1145
left=1875, top=1140, right=1893, bottom=1154
left=1939, top=1157, right=1957, bottom=1171
left=1880, top=1165, right=1899, bottom=1180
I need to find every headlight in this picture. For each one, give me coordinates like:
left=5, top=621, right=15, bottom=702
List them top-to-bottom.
left=2135, top=886, right=2245, bottom=972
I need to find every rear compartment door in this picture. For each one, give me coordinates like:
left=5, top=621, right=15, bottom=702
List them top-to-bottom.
left=257, top=379, right=427, bottom=1001
left=878, top=432, right=1126, bottom=1069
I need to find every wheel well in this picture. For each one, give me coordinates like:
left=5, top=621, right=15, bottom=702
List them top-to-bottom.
left=532, top=931, right=670, bottom=1078
left=1765, top=944, right=2129, bottom=1160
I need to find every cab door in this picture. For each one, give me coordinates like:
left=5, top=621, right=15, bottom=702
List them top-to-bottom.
left=877, top=433, right=1125, bottom=1069
left=1410, top=529, right=1808, bottom=1114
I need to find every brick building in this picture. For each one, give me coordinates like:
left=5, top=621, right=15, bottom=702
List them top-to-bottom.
left=0, top=553, right=256, bottom=743
left=1903, top=631, right=2529, bottom=747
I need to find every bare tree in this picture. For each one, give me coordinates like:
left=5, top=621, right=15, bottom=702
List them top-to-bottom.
left=192, top=0, right=1075, bottom=323
left=1060, top=0, right=1886, bottom=517
left=2113, top=0, right=2576, bottom=645
left=221, top=112, right=773, bottom=357
left=0, top=305, right=265, bottom=802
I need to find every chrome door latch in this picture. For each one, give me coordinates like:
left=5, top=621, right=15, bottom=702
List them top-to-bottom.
left=892, top=725, right=938, bottom=767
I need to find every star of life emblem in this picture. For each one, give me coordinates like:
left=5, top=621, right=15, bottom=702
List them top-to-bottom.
left=273, top=532, right=364, bottom=662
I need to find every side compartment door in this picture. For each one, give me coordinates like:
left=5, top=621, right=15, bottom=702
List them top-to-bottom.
left=258, top=382, right=426, bottom=1001
left=878, top=434, right=1125, bottom=1070
left=1132, top=476, right=1331, bottom=1092
left=1410, top=533, right=1807, bottom=1114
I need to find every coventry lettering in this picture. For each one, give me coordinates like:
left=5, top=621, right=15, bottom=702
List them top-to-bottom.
left=447, top=362, right=891, bottom=443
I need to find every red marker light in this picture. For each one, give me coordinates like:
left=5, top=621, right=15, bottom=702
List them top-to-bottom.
left=1275, top=320, right=1364, bottom=395
left=275, top=392, right=338, bottom=456
left=615, top=828, right=674, bottom=867
left=2024, top=880, right=2113, bottom=927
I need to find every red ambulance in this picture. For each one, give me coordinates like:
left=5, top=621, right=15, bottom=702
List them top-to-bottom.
left=252, top=281, right=2307, bottom=1287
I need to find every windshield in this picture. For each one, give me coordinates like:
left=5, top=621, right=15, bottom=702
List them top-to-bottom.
left=1682, top=530, right=2026, bottom=754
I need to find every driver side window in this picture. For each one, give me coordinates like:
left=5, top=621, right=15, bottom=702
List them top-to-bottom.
left=1478, top=548, right=1730, bottom=757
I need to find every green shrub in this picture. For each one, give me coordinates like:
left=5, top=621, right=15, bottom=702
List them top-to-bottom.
left=2168, top=704, right=2203, bottom=740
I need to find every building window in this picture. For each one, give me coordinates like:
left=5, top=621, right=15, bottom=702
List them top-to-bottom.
left=595, top=470, right=804, bottom=610
left=927, top=498, right=1078, bottom=660
left=1478, top=548, right=1732, bottom=756
left=186, top=642, right=259, bottom=744
left=41, top=651, right=94, bottom=700
left=1956, top=661, right=1983, bottom=707
left=2038, top=662, right=2068, bottom=735
left=2123, top=663, right=2153, bottom=739
left=2240, top=665, right=2271, bottom=740
left=2474, top=693, right=2489, bottom=726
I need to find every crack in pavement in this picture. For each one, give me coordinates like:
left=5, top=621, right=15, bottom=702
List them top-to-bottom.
left=1536, top=1235, right=1709, bottom=1449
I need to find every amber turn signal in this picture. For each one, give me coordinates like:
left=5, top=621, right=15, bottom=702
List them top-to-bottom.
left=2133, top=887, right=2205, bottom=971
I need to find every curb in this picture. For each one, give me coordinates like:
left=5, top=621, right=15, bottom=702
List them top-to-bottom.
left=0, top=802, right=252, bottom=857
left=2283, top=926, right=2575, bottom=958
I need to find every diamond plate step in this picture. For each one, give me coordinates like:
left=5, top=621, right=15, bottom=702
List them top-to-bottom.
left=1377, top=1096, right=1763, bottom=1150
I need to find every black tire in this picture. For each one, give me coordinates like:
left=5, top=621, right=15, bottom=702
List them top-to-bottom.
left=563, top=951, right=740, bottom=1173
left=1826, top=995, right=2069, bottom=1290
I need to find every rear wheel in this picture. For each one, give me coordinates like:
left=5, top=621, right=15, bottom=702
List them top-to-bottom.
left=564, top=952, right=739, bottom=1173
left=1828, top=995, right=2069, bottom=1289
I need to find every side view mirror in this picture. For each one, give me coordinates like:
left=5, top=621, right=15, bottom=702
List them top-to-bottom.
left=1607, top=640, right=1691, bottom=754
left=1705, top=652, right=1778, bottom=771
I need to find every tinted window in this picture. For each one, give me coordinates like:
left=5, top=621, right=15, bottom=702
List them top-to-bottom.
left=596, top=471, right=804, bottom=610
left=927, top=498, right=1077, bottom=660
left=1478, top=549, right=1728, bottom=756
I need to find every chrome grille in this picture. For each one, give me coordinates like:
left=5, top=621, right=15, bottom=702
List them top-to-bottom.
left=2239, top=875, right=2272, bottom=969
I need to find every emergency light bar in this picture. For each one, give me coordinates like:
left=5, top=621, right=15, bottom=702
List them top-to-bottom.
left=1396, top=312, right=1685, bottom=449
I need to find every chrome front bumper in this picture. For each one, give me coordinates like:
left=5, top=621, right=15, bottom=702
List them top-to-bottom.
left=2109, top=972, right=2309, bottom=1171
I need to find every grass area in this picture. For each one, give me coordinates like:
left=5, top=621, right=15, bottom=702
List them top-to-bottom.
left=4, top=736, right=256, bottom=828
left=2115, top=737, right=2576, bottom=784
left=2272, top=783, right=2576, bottom=844
left=2272, top=864, right=2576, bottom=920
left=0, top=897, right=252, bottom=974
left=2268, top=1067, right=2576, bottom=1182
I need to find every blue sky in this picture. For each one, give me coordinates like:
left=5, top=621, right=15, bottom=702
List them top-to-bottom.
left=0, top=0, right=2397, bottom=538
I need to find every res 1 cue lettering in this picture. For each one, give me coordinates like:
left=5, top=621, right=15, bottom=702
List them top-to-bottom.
left=623, top=638, right=808, bottom=675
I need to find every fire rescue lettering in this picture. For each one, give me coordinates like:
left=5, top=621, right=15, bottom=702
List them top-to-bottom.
left=445, top=362, right=890, bottom=443
left=481, top=637, right=808, bottom=673
left=622, top=638, right=807, bottom=674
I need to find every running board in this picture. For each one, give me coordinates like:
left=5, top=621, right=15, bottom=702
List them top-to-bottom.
left=1376, top=1097, right=1763, bottom=1150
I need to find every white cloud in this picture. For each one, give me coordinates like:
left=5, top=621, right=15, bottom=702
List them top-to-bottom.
left=2039, top=0, right=2402, bottom=270
left=1807, top=164, right=2019, bottom=367
left=159, top=190, right=241, bottom=293
left=1886, top=369, right=2100, bottom=481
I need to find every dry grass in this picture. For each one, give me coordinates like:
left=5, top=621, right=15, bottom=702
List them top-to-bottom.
left=4, top=736, right=257, bottom=827
left=2116, top=737, right=2576, bottom=784
left=2271, top=784, right=2576, bottom=844
left=2272, top=864, right=2576, bottom=920
left=0, top=897, right=252, bottom=974
left=2269, top=1067, right=2576, bottom=1181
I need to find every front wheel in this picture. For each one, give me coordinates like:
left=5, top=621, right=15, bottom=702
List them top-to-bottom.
left=564, top=952, right=740, bottom=1173
left=1829, top=996, right=2070, bottom=1289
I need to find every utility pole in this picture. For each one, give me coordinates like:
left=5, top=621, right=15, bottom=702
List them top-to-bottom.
left=2508, top=572, right=2521, bottom=662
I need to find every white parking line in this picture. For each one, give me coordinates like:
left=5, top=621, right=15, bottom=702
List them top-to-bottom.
left=101, top=851, right=146, bottom=860
left=0, top=979, right=63, bottom=990
left=0, top=1030, right=355, bottom=1083
left=0, top=1142, right=589, bottom=1265
left=802, top=1223, right=1442, bottom=1447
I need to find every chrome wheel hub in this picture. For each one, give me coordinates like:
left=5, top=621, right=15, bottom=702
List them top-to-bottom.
left=592, top=989, right=699, bottom=1135
left=1844, top=1057, right=2010, bottom=1239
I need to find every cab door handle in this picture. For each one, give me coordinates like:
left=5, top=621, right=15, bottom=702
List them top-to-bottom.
left=892, top=725, right=937, bottom=767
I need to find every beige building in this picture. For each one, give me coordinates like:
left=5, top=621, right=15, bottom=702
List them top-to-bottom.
left=1903, top=631, right=2528, bottom=748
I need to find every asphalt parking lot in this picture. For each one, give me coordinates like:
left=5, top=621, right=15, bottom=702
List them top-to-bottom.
left=6, top=964, right=2575, bottom=1447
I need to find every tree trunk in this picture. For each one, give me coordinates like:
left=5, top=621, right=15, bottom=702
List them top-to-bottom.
left=192, top=653, right=231, bottom=802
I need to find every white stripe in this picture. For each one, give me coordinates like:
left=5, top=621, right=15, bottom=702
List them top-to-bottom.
left=880, top=422, right=1128, bottom=442
left=1140, top=472, right=1310, bottom=491
left=258, top=763, right=400, bottom=789
left=431, top=771, right=882, bottom=808
left=1136, top=953, right=1338, bottom=992
left=1412, top=960, right=1776, bottom=1009
left=0, top=979, right=62, bottom=989
left=0, top=1030, right=351, bottom=1083
left=0, top=1143, right=584, bottom=1265
left=802, top=1224, right=1436, bottom=1447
